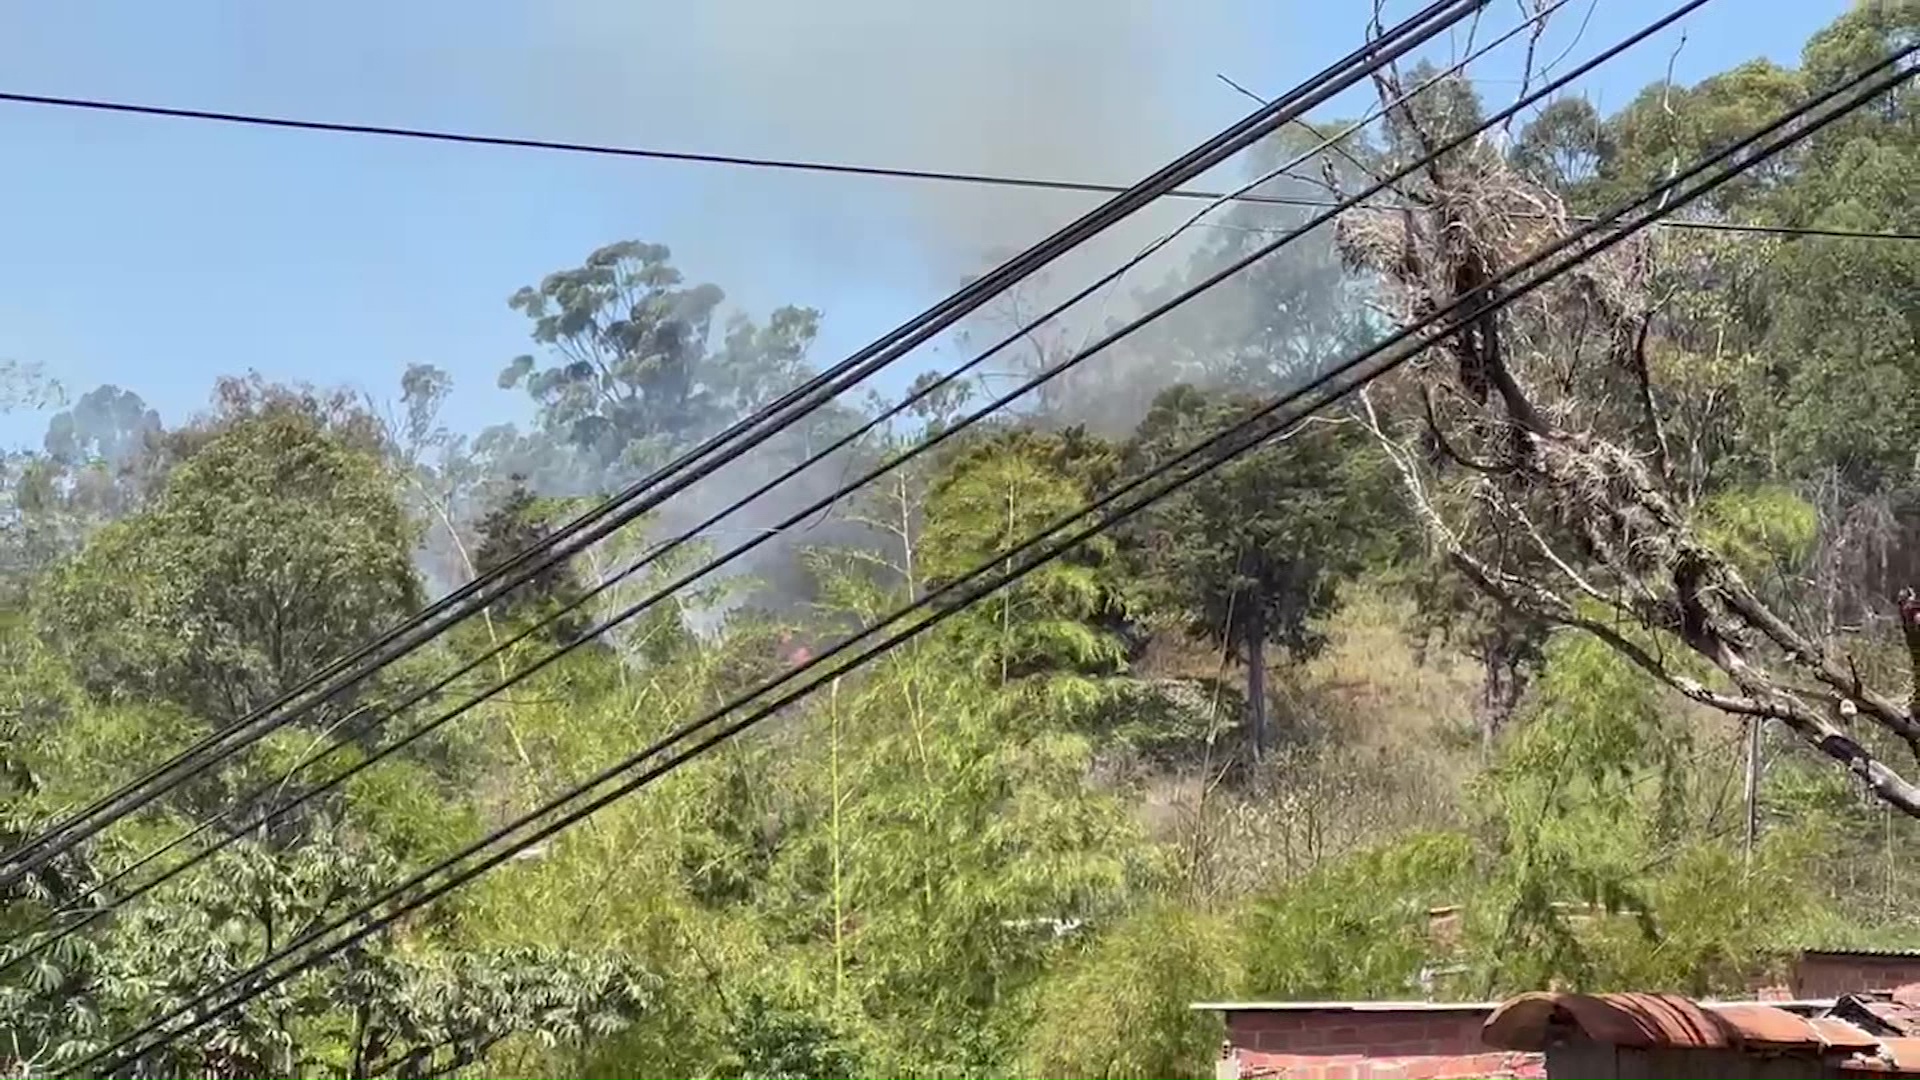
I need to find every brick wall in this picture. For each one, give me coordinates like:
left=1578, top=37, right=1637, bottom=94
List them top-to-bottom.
left=1222, top=1007, right=1544, bottom=1080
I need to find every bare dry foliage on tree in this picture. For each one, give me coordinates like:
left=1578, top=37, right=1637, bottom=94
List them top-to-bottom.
left=1335, top=29, right=1920, bottom=817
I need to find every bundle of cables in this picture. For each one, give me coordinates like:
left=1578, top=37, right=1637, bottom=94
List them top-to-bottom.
left=8, top=0, right=1915, bottom=1071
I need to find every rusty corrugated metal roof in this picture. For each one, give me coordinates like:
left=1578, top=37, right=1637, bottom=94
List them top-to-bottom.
left=1481, top=986, right=1920, bottom=1074
left=1833, top=986, right=1920, bottom=1038
left=1863, top=1039, right=1920, bottom=1073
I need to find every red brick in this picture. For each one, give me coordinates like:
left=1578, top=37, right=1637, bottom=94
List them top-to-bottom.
left=1796, top=954, right=1920, bottom=997
left=1233, top=1012, right=1306, bottom=1034
left=1426, top=1017, right=1480, bottom=1040
left=1380, top=1020, right=1437, bottom=1045
left=1290, top=1022, right=1336, bottom=1045
left=1321, top=1026, right=1363, bottom=1048
left=1255, top=1028, right=1315, bottom=1052
left=1364, top=1043, right=1423, bottom=1058
left=1509, top=1053, right=1548, bottom=1080
left=1435, top=1055, right=1485, bottom=1078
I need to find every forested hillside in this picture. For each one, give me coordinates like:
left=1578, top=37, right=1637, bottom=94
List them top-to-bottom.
left=3, top=4, right=1918, bottom=1076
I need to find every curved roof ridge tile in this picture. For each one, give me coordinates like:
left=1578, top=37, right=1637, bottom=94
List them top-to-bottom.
left=1482, top=991, right=1877, bottom=1054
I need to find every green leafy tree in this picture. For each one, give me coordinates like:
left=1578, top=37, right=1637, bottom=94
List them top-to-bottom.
left=1749, top=1, right=1920, bottom=494
left=1585, top=59, right=1807, bottom=214
left=1510, top=97, right=1612, bottom=193
left=1097, top=126, right=1374, bottom=421
left=498, top=240, right=828, bottom=482
left=380, top=363, right=501, bottom=599
left=0, top=365, right=65, bottom=589
left=4, top=383, right=165, bottom=585
left=42, top=384, right=163, bottom=478
left=1125, top=386, right=1397, bottom=757
left=37, top=401, right=422, bottom=727
left=917, top=428, right=1130, bottom=690
left=470, top=480, right=594, bottom=646
left=701, top=513, right=1155, bottom=1074
left=1463, top=634, right=1675, bottom=993
left=0, top=829, right=654, bottom=1077
left=1239, top=832, right=1472, bottom=999
left=1019, top=906, right=1238, bottom=1080
left=717, top=991, right=866, bottom=1080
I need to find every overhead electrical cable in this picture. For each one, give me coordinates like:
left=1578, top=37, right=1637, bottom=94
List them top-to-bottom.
left=0, top=0, right=1486, bottom=890
left=0, top=0, right=1582, bottom=975
left=0, top=0, right=1642, bottom=975
left=0, top=0, right=1474, bottom=898
left=87, top=11, right=1911, bottom=1073
left=93, top=44, right=1905, bottom=1074
left=3, top=79, right=1917, bottom=242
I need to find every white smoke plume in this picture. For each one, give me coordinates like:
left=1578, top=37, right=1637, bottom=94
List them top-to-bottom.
left=453, top=0, right=1439, bottom=625
left=515, top=0, right=1243, bottom=287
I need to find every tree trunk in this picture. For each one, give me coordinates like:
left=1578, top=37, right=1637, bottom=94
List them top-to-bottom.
left=1900, top=588, right=1920, bottom=717
left=1246, top=595, right=1269, bottom=762
left=1475, top=642, right=1528, bottom=752
left=1743, top=715, right=1762, bottom=864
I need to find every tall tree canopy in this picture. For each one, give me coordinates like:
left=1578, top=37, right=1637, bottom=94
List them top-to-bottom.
left=1348, top=1, right=1920, bottom=815
left=10, top=8, right=1920, bottom=1076
left=497, top=240, right=827, bottom=484
left=1124, top=385, right=1396, bottom=756
left=37, top=400, right=422, bottom=726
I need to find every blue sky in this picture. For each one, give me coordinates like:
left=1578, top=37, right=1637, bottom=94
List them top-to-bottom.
left=0, top=0, right=1849, bottom=453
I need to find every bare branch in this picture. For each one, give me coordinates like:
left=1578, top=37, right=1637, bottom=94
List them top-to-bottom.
left=1506, top=0, right=1555, bottom=135
left=1537, top=0, right=1599, bottom=83
left=1212, top=72, right=1401, bottom=195
left=1345, top=138, right=1920, bottom=819
left=1621, top=273, right=1676, bottom=484
left=1421, top=386, right=1513, bottom=474
left=1482, top=482, right=1608, bottom=603
left=1712, top=570, right=1920, bottom=749
left=1903, top=588, right=1920, bottom=717
left=1583, top=613, right=1920, bottom=818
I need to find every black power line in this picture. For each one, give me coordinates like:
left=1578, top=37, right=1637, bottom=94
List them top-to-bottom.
left=0, top=0, right=1488, bottom=890
left=0, top=0, right=1582, bottom=973
left=0, top=0, right=1477, bottom=890
left=89, top=14, right=1912, bottom=1074
left=95, top=53, right=1892, bottom=1074
left=3, top=80, right=1916, bottom=243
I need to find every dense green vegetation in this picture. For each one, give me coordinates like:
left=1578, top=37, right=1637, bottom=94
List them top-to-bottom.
left=3, top=5, right=1918, bottom=1075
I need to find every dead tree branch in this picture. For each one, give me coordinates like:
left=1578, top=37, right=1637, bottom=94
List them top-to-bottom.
left=1341, top=99, right=1920, bottom=818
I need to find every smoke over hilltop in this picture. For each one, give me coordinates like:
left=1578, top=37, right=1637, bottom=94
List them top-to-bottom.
left=413, top=0, right=1382, bottom=616
left=514, top=0, right=1258, bottom=292
left=475, top=2, right=1379, bottom=583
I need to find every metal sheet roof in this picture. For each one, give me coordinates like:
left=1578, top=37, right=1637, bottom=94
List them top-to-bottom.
left=1481, top=986, right=1920, bottom=1074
